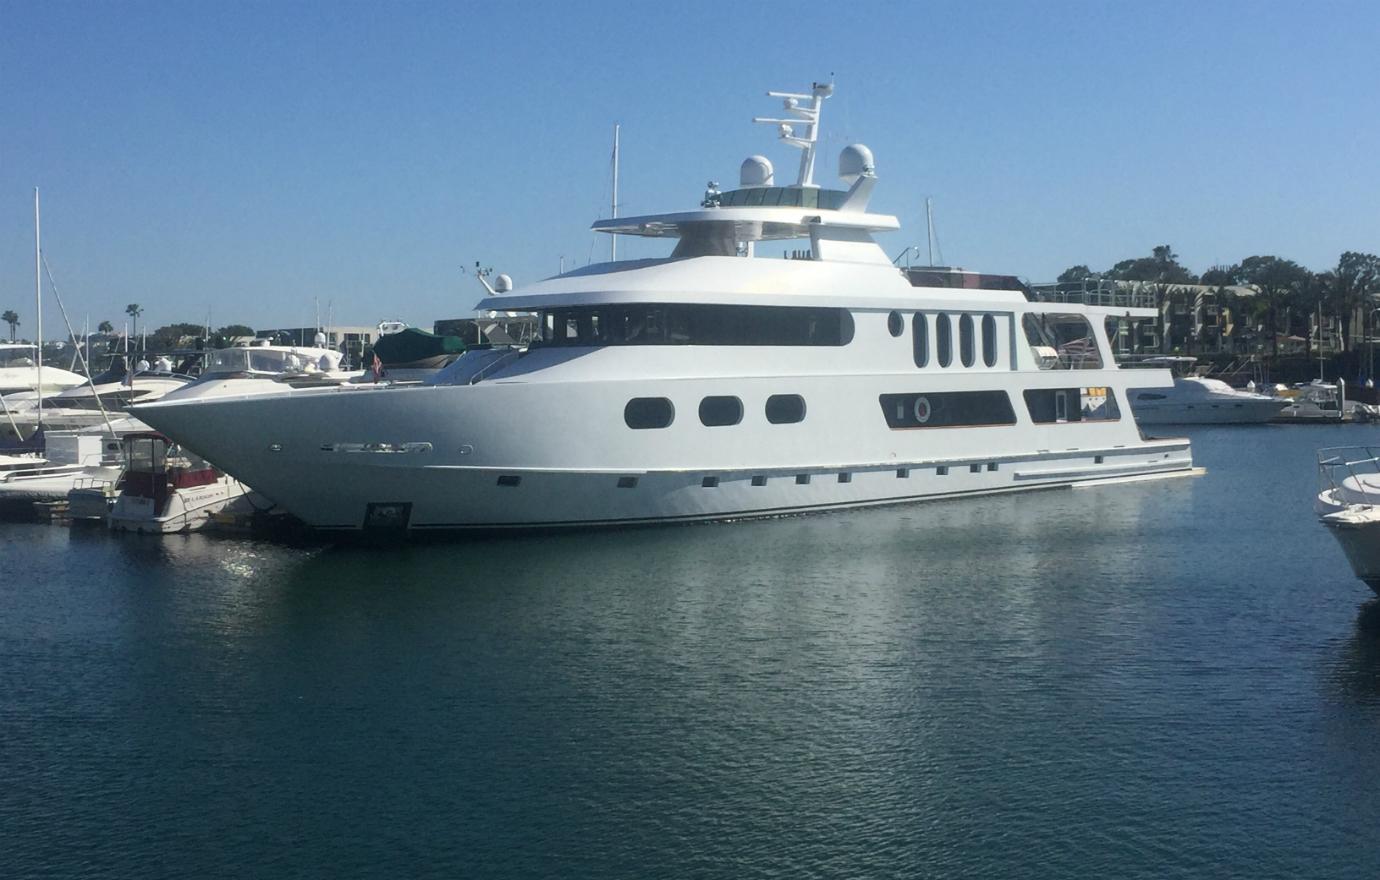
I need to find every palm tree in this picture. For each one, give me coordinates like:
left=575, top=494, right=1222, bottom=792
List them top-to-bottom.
left=125, top=304, right=143, bottom=351
left=2, top=310, right=18, bottom=342
left=97, top=320, right=113, bottom=335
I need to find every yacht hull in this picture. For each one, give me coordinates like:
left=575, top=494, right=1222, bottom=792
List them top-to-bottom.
left=135, top=376, right=1197, bottom=534
left=1321, top=506, right=1380, bottom=595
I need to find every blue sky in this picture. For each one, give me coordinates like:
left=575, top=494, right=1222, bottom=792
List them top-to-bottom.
left=2, top=0, right=1377, bottom=337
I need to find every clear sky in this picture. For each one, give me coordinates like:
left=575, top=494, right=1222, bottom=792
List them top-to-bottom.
left=2, top=0, right=1377, bottom=338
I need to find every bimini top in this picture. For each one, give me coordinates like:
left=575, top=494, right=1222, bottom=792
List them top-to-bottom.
left=589, top=82, right=899, bottom=258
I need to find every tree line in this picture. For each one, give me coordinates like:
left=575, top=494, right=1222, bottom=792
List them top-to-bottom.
left=1058, top=247, right=1380, bottom=356
left=0, top=300, right=253, bottom=351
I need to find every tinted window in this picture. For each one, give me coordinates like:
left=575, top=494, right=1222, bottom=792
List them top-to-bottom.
left=537, top=304, right=853, bottom=347
left=887, top=311, right=903, bottom=337
left=912, top=313, right=928, bottom=367
left=936, top=314, right=952, bottom=367
left=959, top=314, right=975, bottom=367
left=982, top=314, right=997, bottom=367
left=1024, top=388, right=1121, bottom=423
left=878, top=391, right=1017, bottom=428
left=765, top=394, right=806, bottom=424
left=699, top=396, right=743, bottom=427
left=624, top=397, right=675, bottom=429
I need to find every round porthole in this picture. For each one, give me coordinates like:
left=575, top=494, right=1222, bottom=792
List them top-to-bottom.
left=887, top=311, right=903, bottom=337
left=913, top=396, right=932, bottom=424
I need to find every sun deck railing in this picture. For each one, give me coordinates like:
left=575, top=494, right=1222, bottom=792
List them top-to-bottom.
left=1317, top=446, right=1380, bottom=497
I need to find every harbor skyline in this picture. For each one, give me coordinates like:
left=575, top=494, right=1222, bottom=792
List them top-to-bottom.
left=2, top=0, right=1378, bottom=332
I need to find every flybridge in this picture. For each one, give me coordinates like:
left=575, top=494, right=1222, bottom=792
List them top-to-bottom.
left=590, top=83, right=899, bottom=264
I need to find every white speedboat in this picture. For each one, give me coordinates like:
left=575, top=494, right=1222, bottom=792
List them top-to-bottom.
left=133, top=82, right=1197, bottom=535
left=0, top=343, right=86, bottom=396
left=107, top=433, right=254, bottom=534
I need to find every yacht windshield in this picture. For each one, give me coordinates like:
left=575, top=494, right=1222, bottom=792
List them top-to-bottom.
left=0, top=346, right=36, bottom=369
left=205, top=348, right=295, bottom=375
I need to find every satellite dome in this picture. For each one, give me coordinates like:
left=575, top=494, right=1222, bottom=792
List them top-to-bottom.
left=838, top=144, right=875, bottom=185
left=740, top=155, right=774, bottom=188
left=495, top=273, right=513, bottom=293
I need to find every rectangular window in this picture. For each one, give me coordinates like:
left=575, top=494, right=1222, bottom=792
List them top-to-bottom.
left=536, top=304, right=854, bottom=347
left=1024, top=388, right=1121, bottom=424
left=878, top=391, right=1017, bottom=429
left=986, top=462, right=998, bottom=472
left=970, top=463, right=982, bottom=473
left=937, top=466, right=949, bottom=476
left=896, top=468, right=910, bottom=478
left=838, top=472, right=852, bottom=483
left=795, top=474, right=811, bottom=485
left=496, top=475, right=521, bottom=487
left=751, top=475, right=767, bottom=487
left=617, top=476, right=638, bottom=489
left=701, top=476, right=719, bottom=488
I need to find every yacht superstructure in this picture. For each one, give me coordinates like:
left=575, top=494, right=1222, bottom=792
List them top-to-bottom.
left=134, top=83, right=1197, bottom=534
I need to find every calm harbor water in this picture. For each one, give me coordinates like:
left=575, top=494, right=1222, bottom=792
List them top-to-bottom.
left=3, top=424, right=1379, bottom=878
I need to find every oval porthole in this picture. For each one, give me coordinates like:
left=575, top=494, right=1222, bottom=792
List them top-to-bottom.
left=887, top=311, right=903, bottom=338
left=765, top=394, right=806, bottom=424
left=698, top=396, right=743, bottom=427
left=913, top=396, right=932, bottom=424
left=624, top=397, right=675, bottom=429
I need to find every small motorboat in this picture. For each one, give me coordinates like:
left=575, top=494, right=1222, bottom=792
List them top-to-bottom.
left=107, top=433, right=256, bottom=534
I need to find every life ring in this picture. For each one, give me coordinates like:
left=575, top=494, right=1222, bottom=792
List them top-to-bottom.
left=913, top=396, right=932, bottom=424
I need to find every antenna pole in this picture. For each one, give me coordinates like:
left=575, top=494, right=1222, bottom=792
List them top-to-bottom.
left=611, top=123, right=620, bottom=262
left=34, top=187, right=43, bottom=438
left=926, top=198, right=934, bottom=266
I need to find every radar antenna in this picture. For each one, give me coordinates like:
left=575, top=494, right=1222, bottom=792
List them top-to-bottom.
left=752, top=80, right=834, bottom=188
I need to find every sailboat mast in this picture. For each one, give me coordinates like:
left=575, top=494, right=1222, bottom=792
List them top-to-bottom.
left=611, top=123, right=620, bottom=262
left=34, top=187, right=43, bottom=437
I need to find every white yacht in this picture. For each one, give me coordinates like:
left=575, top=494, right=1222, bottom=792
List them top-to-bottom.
left=134, top=83, right=1197, bottom=534
left=0, top=343, right=86, bottom=397
left=1, top=358, right=193, bottom=442
left=1128, top=358, right=1287, bottom=425
left=1316, top=446, right=1380, bottom=593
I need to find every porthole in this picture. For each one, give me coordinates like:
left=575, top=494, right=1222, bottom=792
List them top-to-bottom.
left=887, top=311, right=903, bottom=337
left=912, top=313, right=929, bottom=367
left=936, top=313, right=952, bottom=367
left=959, top=314, right=975, bottom=367
left=981, top=314, right=997, bottom=367
left=765, top=394, right=806, bottom=424
left=699, top=396, right=743, bottom=427
left=913, top=396, right=932, bottom=424
left=624, top=397, right=674, bottom=429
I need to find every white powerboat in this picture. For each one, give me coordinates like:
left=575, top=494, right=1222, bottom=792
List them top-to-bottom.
left=133, top=82, right=1197, bottom=535
left=0, top=343, right=86, bottom=396
left=1127, top=357, right=1286, bottom=425
left=1274, top=380, right=1371, bottom=422
left=0, top=432, right=122, bottom=517
left=107, top=433, right=254, bottom=534
left=1316, top=446, right=1380, bottom=593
